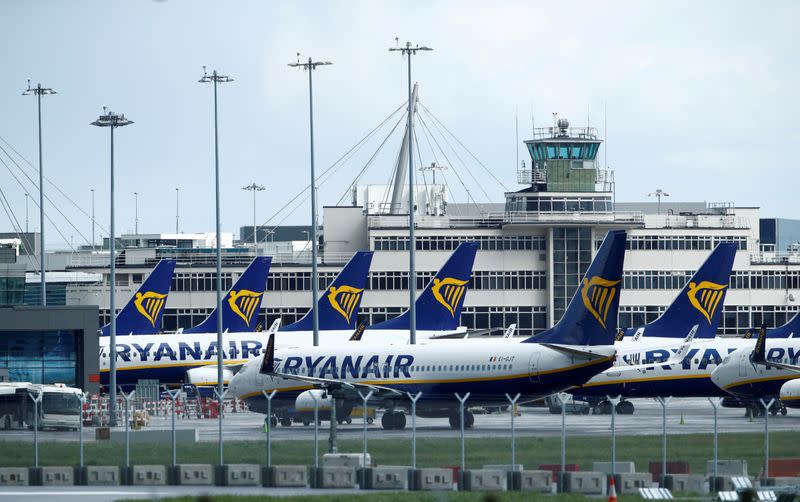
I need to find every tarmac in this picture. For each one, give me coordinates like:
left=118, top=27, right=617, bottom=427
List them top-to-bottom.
left=0, top=397, right=797, bottom=443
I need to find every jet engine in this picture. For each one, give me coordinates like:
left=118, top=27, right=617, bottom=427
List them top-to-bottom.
left=185, top=366, right=235, bottom=386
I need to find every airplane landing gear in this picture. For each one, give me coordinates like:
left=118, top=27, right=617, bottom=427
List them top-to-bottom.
left=593, top=400, right=612, bottom=415
left=616, top=400, right=635, bottom=415
left=448, top=410, right=474, bottom=429
left=381, top=411, right=407, bottom=430
left=280, top=417, right=292, bottom=427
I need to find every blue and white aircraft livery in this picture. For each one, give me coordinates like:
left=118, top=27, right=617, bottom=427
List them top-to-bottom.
left=227, top=230, right=625, bottom=430
left=570, top=243, right=738, bottom=413
left=98, top=245, right=478, bottom=389
left=280, top=251, right=373, bottom=332
left=183, top=257, right=272, bottom=334
left=100, top=259, right=176, bottom=336
left=711, top=322, right=800, bottom=414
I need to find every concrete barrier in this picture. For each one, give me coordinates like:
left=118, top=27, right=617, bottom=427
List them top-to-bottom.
left=110, top=429, right=198, bottom=444
left=322, top=453, right=370, bottom=469
left=707, top=460, right=748, bottom=477
left=593, top=461, right=636, bottom=474
left=174, top=464, right=214, bottom=485
left=223, top=464, right=260, bottom=486
left=483, top=464, right=523, bottom=472
left=131, top=465, right=167, bottom=486
left=268, top=465, right=308, bottom=488
left=37, top=466, right=74, bottom=486
left=86, top=466, right=120, bottom=486
left=315, top=466, right=357, bottom=489
left=368, top=466, right=408, bottom=490
left=0, top=468, right=29, bottom=486
left=413, top=468, right=454, bottom=491
left=462, top=469, right=507, bottom=491
left=519, top=470, right=552, bottom=492
left=562, top=471, right=605, bottom=495
left=618, top=472, right=653, bottom=494
left=667, top=473, right=706, bottom=493
left=771, top=477, right=800, bottom=486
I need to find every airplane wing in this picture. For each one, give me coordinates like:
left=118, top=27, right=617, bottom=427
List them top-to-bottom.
left=606, top=325, right=699, bottom=375
left=540, top=343, right=615, bottom=360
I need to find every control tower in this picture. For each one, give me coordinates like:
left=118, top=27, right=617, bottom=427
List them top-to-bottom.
left=504, top=116, right=635, bottom=323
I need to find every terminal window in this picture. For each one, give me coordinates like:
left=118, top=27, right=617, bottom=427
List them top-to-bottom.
left=0, top=330, right=79, bottom=385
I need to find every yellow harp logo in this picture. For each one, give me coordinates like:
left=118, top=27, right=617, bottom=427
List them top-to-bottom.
left=581, top=276, right=621, bottom=329
left=432, top=277, right=469, bottom=318
left=686, top=281, right=727, bottom=324
left=327, top=285, right=364, bottom=324
left=228, top=289, right=263, bottom=327
left=133, top=291, right=167, bottom=327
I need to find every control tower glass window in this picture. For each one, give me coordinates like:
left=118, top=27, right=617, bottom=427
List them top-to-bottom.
left=552, top=227, right=592, bottom=322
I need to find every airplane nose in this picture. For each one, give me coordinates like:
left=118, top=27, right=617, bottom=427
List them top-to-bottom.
left=710, top=364, right=726, bottom=389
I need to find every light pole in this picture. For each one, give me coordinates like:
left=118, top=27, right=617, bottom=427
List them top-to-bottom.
left=389, top=40, right=432, bottom=344
left=289, top=54, right=331, bottom=347
left=199, top=66, right=233, bottom=465
left=22, top=79, right=56, bottom=306
left=91, top=107, right=133, bottom=427
left=242, top=183, right=265, bottom=252
left=175, top=188, right=180, bottom=234
left=90, top=189, right=95, bottom=249
left=648, top=189, right=670, bottom=215
left=133, top=192, right=139, bottom=236
left=24, top=193, right=29, bottom=233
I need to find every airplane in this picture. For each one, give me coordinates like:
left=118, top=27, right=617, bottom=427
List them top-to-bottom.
left=226, top=230, right=626, bottom=430
left=569, top=243, right=739, bottom=414
left=183, top=256, right=272, bottom=334
left=99, top=259, right=176, bottom=336
left=710, top=322, right=800, bottom=416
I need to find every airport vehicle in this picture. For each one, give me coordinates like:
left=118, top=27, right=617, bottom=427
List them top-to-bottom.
left=228, top=230, right=625, bottom=429
left=570, top=243, right=737, bottom=414
left=99, top=259, right=176, bottom=336
left=711, top=324, right=800, bottom=416
left=0, top=382, right=82, bottom=430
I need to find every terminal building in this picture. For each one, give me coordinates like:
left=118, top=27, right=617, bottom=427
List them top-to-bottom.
left=50, top=117, right=800, bottom=342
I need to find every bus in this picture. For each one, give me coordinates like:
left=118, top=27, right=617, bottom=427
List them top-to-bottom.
left=0, top=382, right=82, bottom=430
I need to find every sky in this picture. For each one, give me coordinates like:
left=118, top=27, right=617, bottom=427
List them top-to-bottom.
left=1, top=1, right=798, bottom=250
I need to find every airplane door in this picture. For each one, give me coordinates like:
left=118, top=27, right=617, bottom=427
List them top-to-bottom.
left=529, top=352, right=541, bottom=383
left=738, top=353, right=748, bottom=378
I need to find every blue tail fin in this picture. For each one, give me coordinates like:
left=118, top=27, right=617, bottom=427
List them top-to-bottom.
left=525, top=230, right=626, bottom=345
left=368, top=242, right=479, bottom=332
left=630, top=243, right=736, bottom=339
left=281, top=251, right=374, bottom=332
left=184, top=257, right=272, bottom=334
left=100, top=259, right=176, bottom=336
left=766, top=312, right=800, bottom=338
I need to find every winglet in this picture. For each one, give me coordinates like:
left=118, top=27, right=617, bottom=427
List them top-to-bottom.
left=267, top=318, right=281, bottom=334
left=349, top=322, right=367, bottom=341
left=504, top=324, right=517, bottom=339
left=750, top=324, right=767, bottom=364
left=666, top=325, right=698, bottom=364
left=260, top=332, right=276, bottom=375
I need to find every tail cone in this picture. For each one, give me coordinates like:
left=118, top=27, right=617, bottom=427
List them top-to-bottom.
left=608, top=475, right=618, bottom=502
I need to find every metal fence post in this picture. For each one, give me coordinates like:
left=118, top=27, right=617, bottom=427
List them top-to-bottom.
left=213, top=388, right=228, bottom=466
left=119, top=389, right=135, bottom=468
left=167, top=389, right=181, bottom=466
left=28, top=390, right=42, bottom=468
left=262, top=390, right=277, bottom=467
left=358, top=390, right=373, bottom=468
left=310, top=391, right=319, bottom=469
left=408, top=392, right=422, bottom=469
left=455, top=392, right=470, bottom=484
left=554, top=392, right=569, bottom=489
left=79, top=393, right=87, bottom=468
left=505, top=393, right=521, bottom=471
left=607, top=395, right=621, bottom=475
left=655, top=396, right=673, bottom=485
left=708, top=398, right=722, bottom=483
left=760, top=398, right=775, bottom=479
